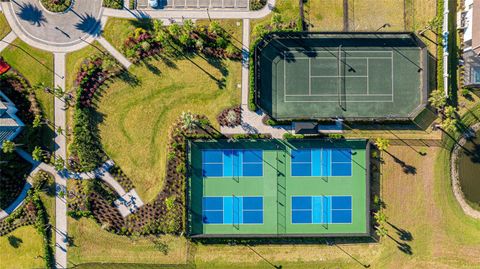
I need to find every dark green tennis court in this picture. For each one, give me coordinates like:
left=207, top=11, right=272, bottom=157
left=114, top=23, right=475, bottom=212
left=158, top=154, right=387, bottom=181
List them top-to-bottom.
left=254, top=33, right=428, bottom=120
left=187, top=139, right=370, bottom=237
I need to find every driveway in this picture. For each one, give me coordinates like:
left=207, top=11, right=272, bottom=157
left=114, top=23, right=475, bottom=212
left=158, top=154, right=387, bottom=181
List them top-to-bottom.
left=9, top=0, right=102, bottom=48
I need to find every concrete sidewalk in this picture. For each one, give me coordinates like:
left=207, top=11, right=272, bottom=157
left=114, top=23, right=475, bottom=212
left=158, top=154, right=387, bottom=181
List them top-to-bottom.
left=103, top=0, right=275, bottom=19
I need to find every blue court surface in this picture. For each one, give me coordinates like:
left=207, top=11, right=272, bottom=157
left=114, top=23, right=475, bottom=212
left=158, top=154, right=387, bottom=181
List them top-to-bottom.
left=291, top=148, right=352, bottom=177
left=202, top=150, right=263, bottom=177
left=202, top=196, right=264, bottom=224
left=291, top=196, right=352, bottom=224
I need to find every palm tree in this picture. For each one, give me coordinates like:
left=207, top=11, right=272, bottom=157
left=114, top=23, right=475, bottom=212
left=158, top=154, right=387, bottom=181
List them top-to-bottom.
left=208, top=21, right=223, bottom=35
left=428, top=89, right=446, bottom=111
left=444, top=105, right=456, bottom=119
left=180, top=111, right=199, bottom=132
left=33, top=114, right=43, bottom=128
left=440, top=117, right=458, bottom=133
left=374, top=138, right=390, bottom=152
left=2, top=140, right=16, bottom=154
left=32, top=146, right=44, bottom=162
left=54, top=156, right=65, bottom=171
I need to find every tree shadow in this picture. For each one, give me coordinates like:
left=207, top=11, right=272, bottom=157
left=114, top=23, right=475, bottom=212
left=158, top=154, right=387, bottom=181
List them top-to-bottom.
left=14, top=1, right=47, bottom=27
left=74, top=13, right=101, bottom=36
left=129, top=18, right=154, bottom=31
left=141, top=58, right=161, bottom=75
left=384, top=150, right=417, bottom=175
left=387, top=221, right=413, bottom=241
left=7, top=235, right=23, bottom=248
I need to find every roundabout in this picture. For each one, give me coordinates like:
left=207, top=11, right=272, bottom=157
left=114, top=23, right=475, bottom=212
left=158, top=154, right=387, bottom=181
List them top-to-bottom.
left=2, top=0, right=102, bottom=52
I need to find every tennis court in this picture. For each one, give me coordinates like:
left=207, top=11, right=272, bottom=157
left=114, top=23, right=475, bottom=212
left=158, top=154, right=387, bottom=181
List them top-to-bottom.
left=255, top=33, right=428, bottom=120
left=188, top=139, right=370, bottom=237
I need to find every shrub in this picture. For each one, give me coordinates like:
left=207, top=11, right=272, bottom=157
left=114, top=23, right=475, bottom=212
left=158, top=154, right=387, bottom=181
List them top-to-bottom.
left=40, top=0, right=71, bottom=13
left=103, top=0, right=123, bottom=9
left=250, top=0, right=267, bottom=10
left=282, top=133, right=304, bottom=139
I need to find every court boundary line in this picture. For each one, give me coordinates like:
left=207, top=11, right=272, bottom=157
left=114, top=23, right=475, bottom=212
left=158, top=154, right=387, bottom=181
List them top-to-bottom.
left=282, top=50, right=395, bottom=104
left=201, top=149, right=265, bottom=178
left=290, top=195, right=353, bottom=225
left=202, top=196, right=265, bottom=225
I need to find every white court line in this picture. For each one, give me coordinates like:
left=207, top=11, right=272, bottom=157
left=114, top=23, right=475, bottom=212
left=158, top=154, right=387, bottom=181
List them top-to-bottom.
left=282, top=50, right=395, bottom=103
left=287, top=57, right=393, bottom=60
left=309, top=58, right=311, bottom=96
left=367, top=58, right=369, bottom=95
left=310, top=75, right=368, bottom=78
left=285, top=94, right=393, bottom=96
left=284, top=100, right=395, bottom=103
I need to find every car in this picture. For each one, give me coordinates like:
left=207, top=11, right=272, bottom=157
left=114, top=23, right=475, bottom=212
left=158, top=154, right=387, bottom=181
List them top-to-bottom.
left=149, top=0, right=158, bottom=8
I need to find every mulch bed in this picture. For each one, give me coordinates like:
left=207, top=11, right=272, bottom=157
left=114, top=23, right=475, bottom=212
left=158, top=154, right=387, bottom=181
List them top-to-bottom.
left=217, top=106, right=242, bottom=127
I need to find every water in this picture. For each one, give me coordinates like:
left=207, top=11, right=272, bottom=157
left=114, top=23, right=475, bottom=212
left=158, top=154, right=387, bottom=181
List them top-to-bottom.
left=458, top=133, right=480, bottom=206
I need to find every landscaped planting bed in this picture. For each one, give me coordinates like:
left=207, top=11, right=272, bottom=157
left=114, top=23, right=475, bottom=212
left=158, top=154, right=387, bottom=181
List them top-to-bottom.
left=40, top=0, right=72, bottom=13
left=122, top=20, right=242, bottom=63
left=69, top=55, right=121, bottom=172
left=217, top=106, right=241, bottom=127
left=68, top=114, right=220, bottom=237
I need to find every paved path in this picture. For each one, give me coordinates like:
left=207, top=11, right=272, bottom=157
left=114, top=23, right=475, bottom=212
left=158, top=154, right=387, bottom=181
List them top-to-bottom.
left=103, top=0, right=275, bottom=19
left=221, top=18, right=291, bottom=138
left=0, top=31, right=17, bottom=53
left=97, top=34, right=132, bottom=69
left=53, top=52, right=68, bottom=269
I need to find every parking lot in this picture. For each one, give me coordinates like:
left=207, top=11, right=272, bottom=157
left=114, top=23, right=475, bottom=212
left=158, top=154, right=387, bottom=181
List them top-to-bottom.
left=137, top=0, right=249, bottom=10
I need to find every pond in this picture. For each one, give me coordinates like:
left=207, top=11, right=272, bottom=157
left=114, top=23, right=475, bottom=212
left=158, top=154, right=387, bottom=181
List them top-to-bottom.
left=457, top=131, right=480, bottom=207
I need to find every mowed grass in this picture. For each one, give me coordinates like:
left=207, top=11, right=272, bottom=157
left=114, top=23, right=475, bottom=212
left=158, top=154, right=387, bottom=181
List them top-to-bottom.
left=251, top=0, right=299, bottom=40
left=305, top=0, right=344, bottom=31
left=0, top=12, right=11, bottom=40
left=0, top=39, right=55, bottom=150
left=0, top=39, right=54, bottom=120
left=97, top=56, right=241, bottom=202
left=68, top=217, right=188, bottom=265
left=0, top=226, right=44, bottom=269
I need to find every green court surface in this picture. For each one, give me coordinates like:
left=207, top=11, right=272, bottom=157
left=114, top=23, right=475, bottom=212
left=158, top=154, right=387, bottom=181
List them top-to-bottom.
left=255, top=33, right=428, bottom=120
left=187, top=139, right=370, bottom=237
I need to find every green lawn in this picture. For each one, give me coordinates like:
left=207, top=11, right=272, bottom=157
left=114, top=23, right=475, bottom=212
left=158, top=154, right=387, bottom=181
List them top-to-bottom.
left=250, top=0, right=299, bottom=40
left=0, top=12, right=11, bottom=40
left=103, top=17, right=145, bottom=51
left=0, top=39, right=55, bottom=150
left=97, top=55, right=241, bottom=202
left=68, top=218, right=188, bottom=265
left=0, top=226, right=44, bottom=269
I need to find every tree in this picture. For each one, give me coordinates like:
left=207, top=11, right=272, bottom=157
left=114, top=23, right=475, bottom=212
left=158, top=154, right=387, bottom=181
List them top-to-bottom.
left=208, top=21, right=223, bottom=35
left=428, top=89, right=446, bottom=110
left=444, top=105, right=456, bottom=119
left=180, top=111, right=199, bottom=132
left=33, top=114, right=43, bottom=128
left=440, top=117, right=458, bottom=133
left=374, top=138, right=390, bottom=152
left=2, top=140, right=16, bottom=154
left=32, top=146, right=44, bottom=162
left=54, top=156, right=65, bottom=171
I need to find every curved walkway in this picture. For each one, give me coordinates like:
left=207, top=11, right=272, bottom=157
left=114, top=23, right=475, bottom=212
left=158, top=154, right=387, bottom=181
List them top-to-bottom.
left=1, top=0, right=102, bottom=52
left=451, top=123, right=480, bottom=219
